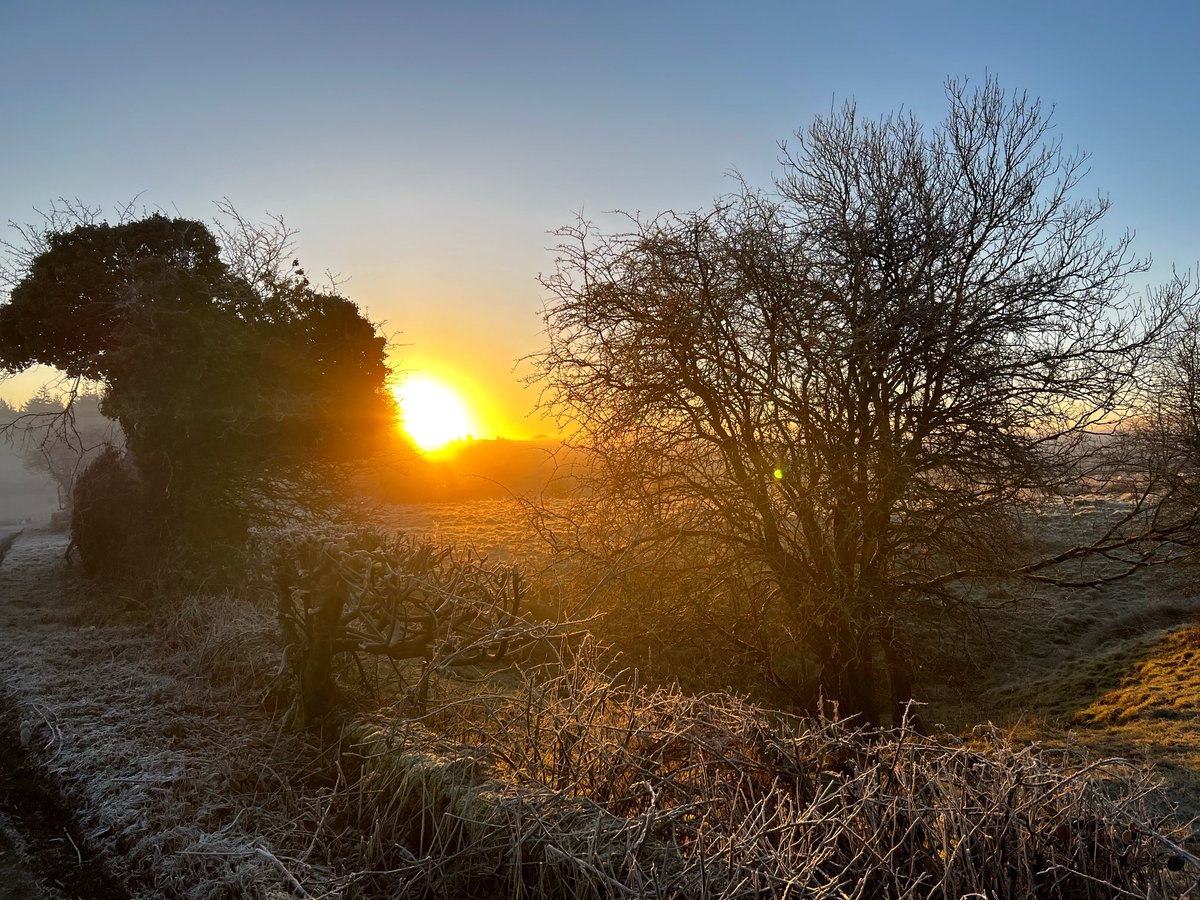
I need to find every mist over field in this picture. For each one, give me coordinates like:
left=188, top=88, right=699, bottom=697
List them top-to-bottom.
left=0, top=446, right=56, bottom=526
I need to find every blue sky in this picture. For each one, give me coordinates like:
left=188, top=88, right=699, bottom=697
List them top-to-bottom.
left=2, top=1, right=1198, bottom=434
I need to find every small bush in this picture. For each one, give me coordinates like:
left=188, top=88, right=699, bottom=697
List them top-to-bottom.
left=71, top=444, right=145, bottom=578
left=252, top=524, right=538, bottom=728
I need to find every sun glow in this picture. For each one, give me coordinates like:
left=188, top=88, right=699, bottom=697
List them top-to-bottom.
left=395, top=375, right=478, bottom=452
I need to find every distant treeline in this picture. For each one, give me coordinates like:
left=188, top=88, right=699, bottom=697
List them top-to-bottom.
left=0, top=385, right=568, bottom=510
left=0, top=388, right=118, bottom=523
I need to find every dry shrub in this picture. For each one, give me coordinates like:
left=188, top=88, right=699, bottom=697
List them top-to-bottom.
left=11, top=523, right=1192, bottom=899
left=252, top=524, right=542, bottom=728
left=334, top=640, right=1196, bottom=899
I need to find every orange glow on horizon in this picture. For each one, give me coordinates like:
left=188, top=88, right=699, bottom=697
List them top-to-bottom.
left=394, top=374, right=481, bottom=452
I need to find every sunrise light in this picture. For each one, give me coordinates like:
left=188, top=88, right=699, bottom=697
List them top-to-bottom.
left=394, top=374, right=479, bottom=452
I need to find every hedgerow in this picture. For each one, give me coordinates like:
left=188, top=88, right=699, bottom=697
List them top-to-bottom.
left=239, top=524, right=1198, bottom=899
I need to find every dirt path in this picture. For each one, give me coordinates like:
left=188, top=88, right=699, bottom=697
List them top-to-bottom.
left=0, top=524, right=57, bottom=900
left=0, top=527, right=126, bottom=899
left=0, top=529, right=310, bottom=899
left=0, top=704, right=128, bottom=900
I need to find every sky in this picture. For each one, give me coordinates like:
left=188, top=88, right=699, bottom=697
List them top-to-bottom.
left=2, top=0, right=1198, bottom=438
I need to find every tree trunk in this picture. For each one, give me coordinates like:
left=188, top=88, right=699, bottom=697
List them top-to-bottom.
left=291, top=574, right=347, bottom=728
left=821, top=622, right=880, bottom=727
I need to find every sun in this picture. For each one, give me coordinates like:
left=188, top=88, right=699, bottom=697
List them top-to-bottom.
left=394, top=375, right=477, bottom=452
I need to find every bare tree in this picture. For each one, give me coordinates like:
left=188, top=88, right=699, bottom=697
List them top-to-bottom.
left=533, top=78, right=1193, bottom=724
left=1126, top=294, right=1200, bottom=549
left=16, top=385, right=119, bottom=511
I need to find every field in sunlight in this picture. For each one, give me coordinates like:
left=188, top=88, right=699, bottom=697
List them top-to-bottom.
left=921, top=495, right=1200, bottom=819
left=375, top=496, right=1200, bottom=820
left=374, top=499, right=544, bottom=563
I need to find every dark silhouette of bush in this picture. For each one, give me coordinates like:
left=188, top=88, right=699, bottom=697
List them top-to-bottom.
left=0, top=211, right=396, bottom=563
left=70, top=444, right=143, bottom=578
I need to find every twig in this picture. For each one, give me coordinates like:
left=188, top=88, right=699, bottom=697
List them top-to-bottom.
left=63, top=827, right=82, bottom=865
left=255, top=844, right=311, bottom=898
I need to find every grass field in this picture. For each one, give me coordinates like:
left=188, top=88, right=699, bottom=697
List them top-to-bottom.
left=374, top=496, right=1200, bottom=824
left=1, top=497, right=1197, bottom=897
left=375, top=499, right=541, bottom=562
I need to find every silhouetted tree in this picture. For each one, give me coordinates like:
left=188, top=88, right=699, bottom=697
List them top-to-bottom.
left=534, top=79, right=1192, bottom=724
left=0, top=210, right=395, bottom=564
left=1131, top=301, right=1200, bottom=546
left=14, top=387, right=116, bottom=511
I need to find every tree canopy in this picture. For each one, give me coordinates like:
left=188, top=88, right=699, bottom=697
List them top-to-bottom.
left=535, top=79, right=1193, bottom=723
left=0, top=212, right=396, bottom=552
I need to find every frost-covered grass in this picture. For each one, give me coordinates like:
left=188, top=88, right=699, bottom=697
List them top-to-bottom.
left=917, top=496, right=1200, bottom=823
left=379, top=497, right=1200, bottom=829
left=2, top=498, right=1199, bottom=898
left=376, top=499, right=544, bottom=563
left=0, top=529, right=322, bottom=898
left=985, top=622, right=1200, bottom=824
left=331, top=644, right=1194, bottom=899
